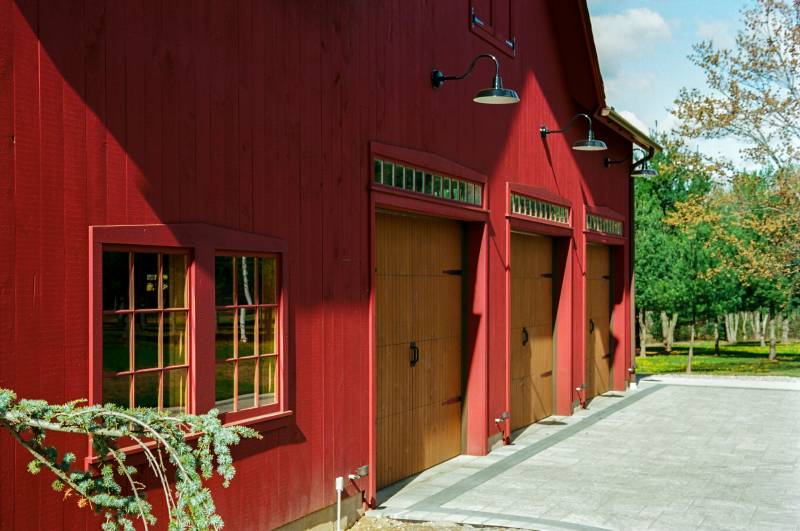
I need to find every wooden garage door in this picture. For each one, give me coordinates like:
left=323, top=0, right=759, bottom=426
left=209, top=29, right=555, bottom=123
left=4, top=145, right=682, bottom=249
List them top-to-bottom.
left=375, top=211, right=462, bottom=489
left=510, top=233, right=554, bottom=431
left=586, top=244, right=611, bottom=399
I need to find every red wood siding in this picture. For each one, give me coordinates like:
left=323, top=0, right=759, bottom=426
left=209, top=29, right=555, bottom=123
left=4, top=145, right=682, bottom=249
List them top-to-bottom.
left=0, top=1, right=633, bottom=529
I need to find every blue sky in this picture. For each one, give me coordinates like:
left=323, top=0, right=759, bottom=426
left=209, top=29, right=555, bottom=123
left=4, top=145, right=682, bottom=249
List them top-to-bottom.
left=587, top=0, right=751, bottom=165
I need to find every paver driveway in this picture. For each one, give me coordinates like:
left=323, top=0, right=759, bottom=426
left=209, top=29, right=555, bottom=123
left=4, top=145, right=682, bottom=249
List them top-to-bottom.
left=368, top=377, right=800, bottom=530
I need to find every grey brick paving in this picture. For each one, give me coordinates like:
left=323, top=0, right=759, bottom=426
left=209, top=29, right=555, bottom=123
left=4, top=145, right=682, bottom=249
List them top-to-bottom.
left=368, top=378, right=800, bottom=530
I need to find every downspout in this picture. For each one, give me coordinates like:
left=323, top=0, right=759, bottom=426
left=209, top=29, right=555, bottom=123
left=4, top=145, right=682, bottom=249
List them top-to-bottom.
left=628, top=146, right=653, bottom=389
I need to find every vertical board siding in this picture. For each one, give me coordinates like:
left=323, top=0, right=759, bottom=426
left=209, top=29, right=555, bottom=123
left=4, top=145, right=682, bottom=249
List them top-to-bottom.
left=0, top=0, right=634, bottom=528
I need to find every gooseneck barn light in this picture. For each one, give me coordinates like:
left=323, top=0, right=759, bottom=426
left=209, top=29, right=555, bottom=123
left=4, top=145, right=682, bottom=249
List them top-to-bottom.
left=431, top=53, right=520, bottom=104
left=540, top=113, right=607, bottom=151
left=605, top=147, right=658, bottom=177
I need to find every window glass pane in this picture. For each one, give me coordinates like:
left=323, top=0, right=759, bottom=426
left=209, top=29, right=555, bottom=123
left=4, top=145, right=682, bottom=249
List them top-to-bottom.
left=102, top=252, right=129, bottom=310
left=133, top=253, right=159, bottom=309
left=163, top=254, right=188, bottom=308
left=215, top=256, right=234, bottom=306
left=237, top=256, right=256, bottom=305
left=258, top=257, right=277, bottom=304
left=238, top=308, right=256, bottom=357
left=259, top=308, right=276, bottom=354
left=215, top=310, right=235, bottom=361
left=164, top=311, right=188, bottom=367
left=134, top=313, right=159, bottom=370
left=103, top=314, right=131, bottom=373
left=259, top=356, right=277, bottom=405
left=237, top=358, right=256, bottom=410
left=215, top=361, right=235, bottom=413
left=163, top=369, right=188, bottom=413
left=134, top=372, right=159, bottom=408
left=102, top=376, right=130, bottom=408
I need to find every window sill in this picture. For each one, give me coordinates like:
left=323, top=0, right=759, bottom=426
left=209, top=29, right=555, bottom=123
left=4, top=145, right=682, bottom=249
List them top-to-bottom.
left=83, top=409, right=294, bottom=470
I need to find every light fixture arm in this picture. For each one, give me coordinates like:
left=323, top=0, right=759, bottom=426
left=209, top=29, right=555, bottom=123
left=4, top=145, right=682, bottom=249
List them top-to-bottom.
left=431, top=54, right=501, bottom=89
left=540, top=113, right=594, bottom=138
left=604, top=146, right=655, bottom=171
left=630, top=146, right=655, bottom=172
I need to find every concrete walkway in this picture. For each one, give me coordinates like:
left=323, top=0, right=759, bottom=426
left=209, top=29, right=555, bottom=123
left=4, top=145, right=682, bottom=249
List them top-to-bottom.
left=368, top=377, right=800, bottom=530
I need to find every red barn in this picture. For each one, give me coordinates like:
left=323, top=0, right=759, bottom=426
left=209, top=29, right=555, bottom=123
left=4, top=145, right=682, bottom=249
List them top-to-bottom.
left=0, top=0, right=659, bottom=529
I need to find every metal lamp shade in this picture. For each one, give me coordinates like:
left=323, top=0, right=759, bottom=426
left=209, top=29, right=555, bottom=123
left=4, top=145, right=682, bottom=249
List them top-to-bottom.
left=473, top=87, right=520, bottom=104
left=572, top=138, right=608, bottom=151
left=631, top=167, right=657, bottom=177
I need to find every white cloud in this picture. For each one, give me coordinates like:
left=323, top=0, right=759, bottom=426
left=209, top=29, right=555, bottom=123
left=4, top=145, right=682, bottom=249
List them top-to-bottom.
left=591, top=8, right=672, bottom=78
left=696, top=20, right=736, bottom=49
left=618, top=110, right=650, bottom=133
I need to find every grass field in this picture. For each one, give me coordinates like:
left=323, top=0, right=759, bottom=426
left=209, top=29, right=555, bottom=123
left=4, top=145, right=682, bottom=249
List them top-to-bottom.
left=636, top=341, right=800, bottom=377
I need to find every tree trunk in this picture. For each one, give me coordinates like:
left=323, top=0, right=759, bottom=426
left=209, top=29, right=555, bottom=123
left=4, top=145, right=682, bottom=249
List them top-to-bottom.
left=638, top=308, right=648, bottom=357
left=661, top=311, right=671, bottom=353
left=740, top=311, right=749, bottom=340
left=759, top=311, right=769, bottom=347
left=668, top=312, right=678, bottom=351
left=731, top=313, right=739, bottom=343
left=781, top=315, right=790, bottom=344
left=768, top=316, right=777, bottom=361
left=714, top=318, right=720, bottom=356
left=686, top=323, right=696, bottom=374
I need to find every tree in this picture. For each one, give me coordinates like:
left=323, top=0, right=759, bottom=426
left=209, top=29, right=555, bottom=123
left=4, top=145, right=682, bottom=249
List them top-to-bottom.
left=672, top=0, right=800, bottom=360
left=673, top=0, right=800, bottom=169
left=0, top=389, right=258, bottom=530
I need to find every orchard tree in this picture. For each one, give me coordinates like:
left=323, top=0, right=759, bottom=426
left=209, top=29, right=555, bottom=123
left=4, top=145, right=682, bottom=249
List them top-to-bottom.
left=673, top=0, right=800, bottom=169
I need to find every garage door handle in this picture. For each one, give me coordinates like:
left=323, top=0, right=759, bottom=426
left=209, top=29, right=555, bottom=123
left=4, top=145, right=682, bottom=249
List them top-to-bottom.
left=589, top=319, right=595, bottom=334
left=522, top=327, right=529, bottom=346
left=410, top=341, right=420, bottom=367
left=540, top=370, right=553, bottom=377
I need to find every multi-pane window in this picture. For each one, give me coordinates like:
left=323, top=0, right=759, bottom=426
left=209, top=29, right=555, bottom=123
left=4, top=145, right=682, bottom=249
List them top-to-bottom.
left=101, top=251, right=190, bottom=412
left=214, top=255, right=279, bottom=413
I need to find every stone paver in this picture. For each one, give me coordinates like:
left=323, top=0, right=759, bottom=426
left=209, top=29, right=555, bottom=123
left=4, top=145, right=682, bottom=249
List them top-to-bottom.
left=368, top=378, right=800, bottom=530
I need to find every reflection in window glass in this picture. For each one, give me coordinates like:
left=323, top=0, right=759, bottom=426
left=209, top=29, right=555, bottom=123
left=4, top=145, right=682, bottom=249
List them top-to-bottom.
left=103, top=252, right=129, bottom=310
left=134, top=253, right=159, bottom=309
left=163, top=254, right=188, bottom=308
left=215, top=256, right=234, bottom=306
left=237, top=256, right=255, bottom=306
left=259, top=258, right=277, bottom=304
left=259, top=308, right=276, bottom=354
left=238, top=309, right=255, bottom=357
left=215, top=310, right=235, bottom=361
left=164, top=311, right=188, bottom=366
left=103, top=314, right=130, bottom=373
left=134, top=314, right=159, bottom=370
left=259, top=356, right=277, bottom=405
left=237, top=359, right=256, bottom=410
left=215, top=361, right=234, bottom=413
left=163, top=369, right=188, bottom=412
left=134, top=372, right=159, bottom=408
left=103, top=377, right=130, bottom=408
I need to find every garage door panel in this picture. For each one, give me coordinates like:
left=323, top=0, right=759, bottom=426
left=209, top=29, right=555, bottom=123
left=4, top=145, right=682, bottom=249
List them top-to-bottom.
left=377, top=212, right=462, bottom=489
left=510, top=233, right=554, bottom=431
left=586, top=245, right=611, bottom=398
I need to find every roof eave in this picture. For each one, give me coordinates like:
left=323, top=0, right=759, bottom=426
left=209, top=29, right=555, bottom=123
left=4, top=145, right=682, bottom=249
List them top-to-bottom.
left=598, top=107, right=663, bottom=152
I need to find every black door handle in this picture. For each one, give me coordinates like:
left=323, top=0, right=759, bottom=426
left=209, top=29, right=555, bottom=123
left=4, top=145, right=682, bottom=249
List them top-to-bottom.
left=589, top=319, right=595, bottom=333
left=522, top=327, right=529, bottom=346
left=410, top=341, right=420, bottom=367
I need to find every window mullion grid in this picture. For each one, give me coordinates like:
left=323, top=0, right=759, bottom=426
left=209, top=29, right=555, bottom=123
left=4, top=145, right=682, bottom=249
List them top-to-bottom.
left=128, top=252, right=136, bottom=408
left=157, top=253, right=165, bottom=411
left=232, top=257, right=239, bottom=412
left=254, top=259, right=261, bottom=408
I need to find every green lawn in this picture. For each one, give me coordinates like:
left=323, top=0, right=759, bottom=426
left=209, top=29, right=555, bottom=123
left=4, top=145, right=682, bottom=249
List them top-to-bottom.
left=636, top=341, right=800, bottom=377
